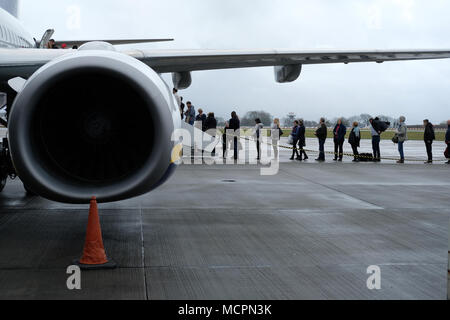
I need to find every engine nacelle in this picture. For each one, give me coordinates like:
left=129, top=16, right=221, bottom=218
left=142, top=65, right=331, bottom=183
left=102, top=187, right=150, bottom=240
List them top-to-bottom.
left=8, top=50, right=181, bottom=204
left=274, top=64, right=302, bottom=83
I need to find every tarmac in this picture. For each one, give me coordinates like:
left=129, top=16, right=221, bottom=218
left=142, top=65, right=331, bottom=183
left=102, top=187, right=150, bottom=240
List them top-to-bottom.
left=0, top=130, right=449, bottom=300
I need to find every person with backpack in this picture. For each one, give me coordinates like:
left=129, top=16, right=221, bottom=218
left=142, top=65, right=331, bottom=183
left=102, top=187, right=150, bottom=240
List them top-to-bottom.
left=394, top=116, right=408, bottom=164
left=369, top=117, right=383, bottom=162
left=333, top=118, right=347, bottom=162
left=423, top=119, right=436, bottom=164
left=348, top=121, right=361, bottom=162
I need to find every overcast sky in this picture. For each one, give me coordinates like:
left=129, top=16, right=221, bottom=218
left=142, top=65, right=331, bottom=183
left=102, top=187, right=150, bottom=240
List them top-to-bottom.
left=17, top=0, right=450, bottom=124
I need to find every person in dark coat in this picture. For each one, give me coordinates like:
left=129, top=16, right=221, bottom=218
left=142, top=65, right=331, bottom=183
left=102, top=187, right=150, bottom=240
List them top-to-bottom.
left=179, top=97, right=185, bottom=120
left=185, top=102, right=196, bottom=125
left=196, top=109, right=207, bottom=131
left=205, top=112, right=217, bottom=157
left=205, top=112, right=217, bottom=131
left=229, top=112, right=240, bottom=160
left=369, top=117, right=382, bottom=162
left=253, top=118, right=264, bottom=161
left=314, top=118, right=327, bottom=162
left=333, top=118, right=347, bottom=161
left=297, top=119, right=308, bottom=161
left=423, top=119, right=436, bottom=164
left=290, top=120, right=301, bottom=160
left=445, top=120, right=450, bottom=164
left=222, top=121, right=230, bottom=159
left=348, top=121, right=361, bottom=162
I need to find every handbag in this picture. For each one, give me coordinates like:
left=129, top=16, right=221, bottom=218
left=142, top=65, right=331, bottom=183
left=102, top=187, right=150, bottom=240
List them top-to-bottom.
left=287, top=134, right=294, bottom=145
left=392, top=135, right=399, bottom=144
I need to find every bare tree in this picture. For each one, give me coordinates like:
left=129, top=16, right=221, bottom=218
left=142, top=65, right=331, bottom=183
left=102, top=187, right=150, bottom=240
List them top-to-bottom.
left=241, top=111, right=273, bottom=126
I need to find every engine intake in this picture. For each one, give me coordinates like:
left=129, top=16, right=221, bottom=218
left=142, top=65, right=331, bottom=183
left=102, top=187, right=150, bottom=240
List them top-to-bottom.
left=8, top=50, right=177, bottom=203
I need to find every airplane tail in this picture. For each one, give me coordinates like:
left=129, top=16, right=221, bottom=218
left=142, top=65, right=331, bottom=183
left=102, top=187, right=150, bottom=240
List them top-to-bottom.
left=0, top=0, right=18, bottom=17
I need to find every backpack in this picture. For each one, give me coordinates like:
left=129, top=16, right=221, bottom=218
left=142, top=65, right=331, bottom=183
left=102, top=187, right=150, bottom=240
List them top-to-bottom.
left=376, top=120, right=390, bottom=133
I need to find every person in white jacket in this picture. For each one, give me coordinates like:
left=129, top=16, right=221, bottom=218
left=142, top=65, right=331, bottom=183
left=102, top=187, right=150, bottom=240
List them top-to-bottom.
left=172, top=88, right=182, bottom=117
left=395, top=116, right=408, bottom=164
left=253, top=118, right=264, bottom=160
left=271, top=118, right=282, bottom=159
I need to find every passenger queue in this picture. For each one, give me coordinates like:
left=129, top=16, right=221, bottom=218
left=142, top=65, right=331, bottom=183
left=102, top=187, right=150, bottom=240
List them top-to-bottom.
left=173, top=89, right=450, bottom=164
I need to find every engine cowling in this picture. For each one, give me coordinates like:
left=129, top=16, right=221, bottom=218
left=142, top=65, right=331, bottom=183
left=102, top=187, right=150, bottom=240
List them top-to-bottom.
left=8, top=49, right=181, bottom=204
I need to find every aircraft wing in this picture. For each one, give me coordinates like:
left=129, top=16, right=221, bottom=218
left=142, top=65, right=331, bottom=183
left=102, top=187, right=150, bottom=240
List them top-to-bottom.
left=0, top=48, right=69, bottom=82
left=2, top=48, right=450, bottom=82
left=124, top=48, right=450, bottom=73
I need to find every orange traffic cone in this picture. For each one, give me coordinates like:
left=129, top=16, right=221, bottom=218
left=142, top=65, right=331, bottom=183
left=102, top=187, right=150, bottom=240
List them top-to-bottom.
left=74, top=196, right=116, bottom=270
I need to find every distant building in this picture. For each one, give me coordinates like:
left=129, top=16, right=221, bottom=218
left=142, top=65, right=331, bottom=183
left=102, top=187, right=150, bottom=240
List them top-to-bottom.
left=283, top=113, right=296, bottom=127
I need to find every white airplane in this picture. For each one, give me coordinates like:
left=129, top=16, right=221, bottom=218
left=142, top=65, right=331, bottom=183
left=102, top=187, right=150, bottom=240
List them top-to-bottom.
left=1, top=1, right=450, bottom=204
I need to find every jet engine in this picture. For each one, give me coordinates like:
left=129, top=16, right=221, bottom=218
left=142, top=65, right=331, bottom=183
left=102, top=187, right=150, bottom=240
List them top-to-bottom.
left=8, top=49, right=181, bottom=204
